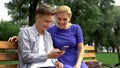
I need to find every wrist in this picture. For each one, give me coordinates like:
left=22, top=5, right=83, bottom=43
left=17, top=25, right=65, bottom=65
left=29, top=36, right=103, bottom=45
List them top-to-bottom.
left=47, top=53, right=51, bottom=58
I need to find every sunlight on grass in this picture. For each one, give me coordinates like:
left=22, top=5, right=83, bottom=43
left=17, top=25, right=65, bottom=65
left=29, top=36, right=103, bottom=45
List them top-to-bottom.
left=97, top=53, right=119, bottom=64
left=0, top=61, right=18, bottom=65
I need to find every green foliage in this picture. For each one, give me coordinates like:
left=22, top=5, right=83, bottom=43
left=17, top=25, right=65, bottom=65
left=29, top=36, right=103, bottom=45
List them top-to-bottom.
left=5, top=0, right=120, bottom=50
left=5, top=0, right=29, bottom=23
left=5, top=0, right=65, bottom=26
left=112, top=6, right=120, bottom=46
left=0, top=21, right=20, bottom=41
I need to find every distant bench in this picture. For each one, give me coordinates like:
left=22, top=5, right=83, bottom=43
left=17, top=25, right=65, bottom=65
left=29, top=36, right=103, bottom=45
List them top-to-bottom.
left=83, top=45, right=119, bottom=68
left=83, top=46, right=102, bottom=68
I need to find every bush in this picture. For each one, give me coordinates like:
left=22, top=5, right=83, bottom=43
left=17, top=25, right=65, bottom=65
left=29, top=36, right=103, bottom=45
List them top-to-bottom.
left=0, top=21, right=20, bottom=41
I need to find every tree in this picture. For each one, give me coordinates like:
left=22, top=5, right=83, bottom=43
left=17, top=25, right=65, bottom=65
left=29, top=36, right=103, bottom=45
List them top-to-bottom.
left=5, top=0, right=65, bottom=26
left=5, top=0, right=116, bottom=52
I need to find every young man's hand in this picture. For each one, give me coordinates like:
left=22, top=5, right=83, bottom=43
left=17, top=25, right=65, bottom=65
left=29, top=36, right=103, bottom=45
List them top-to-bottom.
left=8, top=36, right=18, bottom=42
left=48, top=49, right=65, bottom=59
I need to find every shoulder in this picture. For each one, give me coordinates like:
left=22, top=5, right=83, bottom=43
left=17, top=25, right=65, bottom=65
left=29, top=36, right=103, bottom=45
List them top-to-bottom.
left=47, top=24, right=56, bottom=32
left=48, top=24, right=56, bottom=29
left=71, top=24, right=82, bottom=30
left=72, top=24, right=81, bottom=28
left=19, top=26, right=33, bottom=35
left=20, top=26, right=32, bottom=33
left=44, top=31, right=51, bottom=35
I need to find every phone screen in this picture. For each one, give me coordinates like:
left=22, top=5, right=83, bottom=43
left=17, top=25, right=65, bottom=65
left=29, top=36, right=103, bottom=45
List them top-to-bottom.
left=60, top=46, right=69, bottom=50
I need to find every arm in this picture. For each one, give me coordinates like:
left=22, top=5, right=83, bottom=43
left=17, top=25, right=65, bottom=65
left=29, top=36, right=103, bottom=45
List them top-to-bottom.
left=74, top=25, right=84, bottom=68
left=18, top=29, right=64, bottom=63
left=74, top=43, right=84, bottom=68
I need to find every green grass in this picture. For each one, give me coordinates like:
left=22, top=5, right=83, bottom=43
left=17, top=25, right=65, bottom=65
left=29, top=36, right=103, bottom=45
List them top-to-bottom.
left=96, top=53, right=119, bottom=64
left=0, top=61, right=18, bottom=65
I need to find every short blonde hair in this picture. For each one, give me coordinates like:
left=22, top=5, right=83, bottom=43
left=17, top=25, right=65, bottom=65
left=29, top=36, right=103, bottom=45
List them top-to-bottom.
left=56, top=5, right=72, bottom=18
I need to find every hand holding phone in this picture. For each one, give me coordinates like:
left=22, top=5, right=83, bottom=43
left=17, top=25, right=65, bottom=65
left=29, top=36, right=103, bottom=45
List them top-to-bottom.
left=60, top=46, right=69, bottom=50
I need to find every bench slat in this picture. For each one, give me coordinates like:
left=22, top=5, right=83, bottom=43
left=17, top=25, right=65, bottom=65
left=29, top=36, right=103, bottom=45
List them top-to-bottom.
left=0, top=41, right=17, bottom=49
left=83, top=46, right=97, bottom=63
left=84, top=46, right=95, bottom=50
left=0, top=53, right=18, bottom=61
left=84, top=53, right=96, bottom=58
left=84, top=59, right=97, bottom=62
left=0, top=64, right=17, bottom=68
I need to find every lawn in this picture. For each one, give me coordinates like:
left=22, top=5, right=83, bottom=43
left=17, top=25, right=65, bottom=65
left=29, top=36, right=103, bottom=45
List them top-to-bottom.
left=96, top=53, right=119, bottom=65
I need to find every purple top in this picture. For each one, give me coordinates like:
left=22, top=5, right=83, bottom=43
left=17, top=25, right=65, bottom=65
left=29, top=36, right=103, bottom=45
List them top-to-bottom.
left=47, top=24, right=84, bottom=67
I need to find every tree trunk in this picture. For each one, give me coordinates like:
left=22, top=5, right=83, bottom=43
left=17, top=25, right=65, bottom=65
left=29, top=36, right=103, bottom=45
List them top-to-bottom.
left=29, top=0, right=38, bottom=26
left=94, top=40, right=98, bottom=53
left=106, top=46, right=109, bottom=53
left=112, top=46, right=115, bottom=53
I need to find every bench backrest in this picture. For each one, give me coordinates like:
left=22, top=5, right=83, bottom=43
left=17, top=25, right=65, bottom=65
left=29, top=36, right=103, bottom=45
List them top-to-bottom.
left=0, top=41, right=18, bottom=68
left=0, top=41, right=96, bottom=68
left=83, top=46, right=97, bottom=62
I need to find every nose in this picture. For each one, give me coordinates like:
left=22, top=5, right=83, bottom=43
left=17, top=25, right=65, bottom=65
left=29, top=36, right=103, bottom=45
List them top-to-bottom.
left=59, top=20, right=64, bottom=24
left=47, top=22, right=52, bottom=26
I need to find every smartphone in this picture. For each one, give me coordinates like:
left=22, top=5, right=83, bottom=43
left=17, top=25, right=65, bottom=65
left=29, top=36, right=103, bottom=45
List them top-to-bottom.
left=60, top=46, right=69, bottom=50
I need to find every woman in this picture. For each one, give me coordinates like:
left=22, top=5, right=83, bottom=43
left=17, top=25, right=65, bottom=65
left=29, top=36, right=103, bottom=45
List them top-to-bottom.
left=47, top=5, right=88, bottom=68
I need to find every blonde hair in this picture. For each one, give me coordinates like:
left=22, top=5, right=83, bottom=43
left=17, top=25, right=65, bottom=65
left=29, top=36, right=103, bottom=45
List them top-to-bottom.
left=56, top=5, right=72, bottom=18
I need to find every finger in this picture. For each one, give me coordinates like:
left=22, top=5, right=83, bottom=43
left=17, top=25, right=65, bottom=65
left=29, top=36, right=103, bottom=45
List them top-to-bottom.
left=8, top=37, right=12, bottom=42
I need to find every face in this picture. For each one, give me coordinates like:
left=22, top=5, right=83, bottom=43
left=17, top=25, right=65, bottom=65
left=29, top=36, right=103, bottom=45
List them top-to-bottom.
left=56, top=13, right=71, bottom=29
left=36, top=15, right=53, bottom=31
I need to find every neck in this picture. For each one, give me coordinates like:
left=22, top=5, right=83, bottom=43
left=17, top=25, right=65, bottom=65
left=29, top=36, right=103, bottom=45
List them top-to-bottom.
left=57, top=23, right=71, bottom=29
left=66, top=23, right=71, bottom=29
left=35, top=24, right=44, bottom=35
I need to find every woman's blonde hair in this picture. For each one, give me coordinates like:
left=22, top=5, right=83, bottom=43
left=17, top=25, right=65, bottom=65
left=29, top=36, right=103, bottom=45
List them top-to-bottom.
left=56, top=5, right=72, bottom=18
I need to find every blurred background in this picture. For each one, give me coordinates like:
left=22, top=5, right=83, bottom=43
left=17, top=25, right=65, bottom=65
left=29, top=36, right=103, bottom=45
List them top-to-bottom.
left=0, top=0, right=120, bottom=65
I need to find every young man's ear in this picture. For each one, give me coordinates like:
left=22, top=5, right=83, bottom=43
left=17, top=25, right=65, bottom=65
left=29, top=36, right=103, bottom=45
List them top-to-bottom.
left=36, top=15, right=40, bottom=20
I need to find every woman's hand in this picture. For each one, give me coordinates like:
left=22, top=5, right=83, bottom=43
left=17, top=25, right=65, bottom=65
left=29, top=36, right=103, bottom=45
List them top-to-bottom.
left=74, top=64, right=81, bottom=68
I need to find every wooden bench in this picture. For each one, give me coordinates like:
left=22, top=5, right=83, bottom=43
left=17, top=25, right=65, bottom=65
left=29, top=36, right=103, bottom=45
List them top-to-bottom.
left=0, top=41, right=18, bottom=68
left=0, top=41, right=116, bottom=68
left=0, top=41, right=98, bottom=68
left=83, top=45, right=118, bottom=68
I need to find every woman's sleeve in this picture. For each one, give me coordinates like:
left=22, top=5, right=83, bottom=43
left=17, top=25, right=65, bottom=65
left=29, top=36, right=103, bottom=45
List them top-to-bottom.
left=76, top=25, right=84, bottom=43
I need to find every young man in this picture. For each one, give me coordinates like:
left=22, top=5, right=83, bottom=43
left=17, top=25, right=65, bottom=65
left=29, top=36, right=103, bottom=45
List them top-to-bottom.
left=17, top=4, right=64, bottom=68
